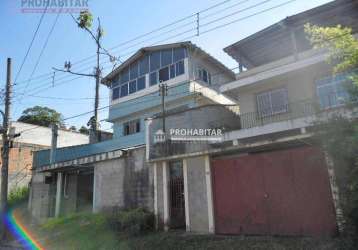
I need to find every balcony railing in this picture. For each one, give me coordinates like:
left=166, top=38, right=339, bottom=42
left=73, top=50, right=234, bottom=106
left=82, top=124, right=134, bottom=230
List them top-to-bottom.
left=240, top=99, right=318, bottom=129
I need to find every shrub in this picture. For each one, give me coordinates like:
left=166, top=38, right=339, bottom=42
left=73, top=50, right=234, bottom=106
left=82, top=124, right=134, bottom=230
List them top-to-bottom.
left=8, top=186, right=29, bottom=207
left=109, top=208, right=154, bottom=236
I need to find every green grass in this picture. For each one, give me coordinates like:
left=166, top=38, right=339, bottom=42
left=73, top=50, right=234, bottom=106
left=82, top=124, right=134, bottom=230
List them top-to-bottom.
left=15, top=210, right=356, bottom=250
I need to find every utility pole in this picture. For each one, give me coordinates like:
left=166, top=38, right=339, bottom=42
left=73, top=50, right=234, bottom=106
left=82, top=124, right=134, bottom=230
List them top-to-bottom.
left=53, top=12, right=117, bottom=143
left=1, top=58, right=12, bottom=240
left=159, top=83, right=168, bottom=133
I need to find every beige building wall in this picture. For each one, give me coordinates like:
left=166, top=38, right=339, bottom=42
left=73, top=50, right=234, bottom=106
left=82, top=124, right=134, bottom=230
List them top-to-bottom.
left=237, top=63, right=331, bottom=115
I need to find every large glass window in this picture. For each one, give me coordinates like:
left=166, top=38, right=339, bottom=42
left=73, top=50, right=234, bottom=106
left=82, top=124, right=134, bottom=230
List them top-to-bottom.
left=112, top=47, right=187, bottom=100
left=159, top=67, right=169, bottom=83
left=316, top=74, right=351, bottom=109
left=256, top=88, right=288, bottom=117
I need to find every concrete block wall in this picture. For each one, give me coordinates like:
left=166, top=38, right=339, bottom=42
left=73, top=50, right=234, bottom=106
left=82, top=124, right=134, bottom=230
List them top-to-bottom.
left=93, top=146, right=154, bottom=212
left=28, top=172, right=52, bottom=220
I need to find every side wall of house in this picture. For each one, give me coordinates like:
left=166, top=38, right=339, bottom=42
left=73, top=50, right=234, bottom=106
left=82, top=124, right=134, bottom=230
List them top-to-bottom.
left=189, top=50, right=234, bottom=86
left=93, top=146, right=154, bottom=212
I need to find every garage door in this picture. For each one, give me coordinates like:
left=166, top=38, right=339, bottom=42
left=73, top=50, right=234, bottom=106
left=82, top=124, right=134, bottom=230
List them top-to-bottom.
left=211, top=146, right=337, bottom=236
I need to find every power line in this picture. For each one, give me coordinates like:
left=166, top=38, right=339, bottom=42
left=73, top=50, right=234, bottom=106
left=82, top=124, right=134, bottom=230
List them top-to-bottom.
left=13, top=0, right=242, bottom=88
left=13, top=0, right=298, bottom=117
left=14, top=0, right=268, bottom=97
left=13, top=4, right=49, bottom=85
left=15, top=10, right=62, bottom=109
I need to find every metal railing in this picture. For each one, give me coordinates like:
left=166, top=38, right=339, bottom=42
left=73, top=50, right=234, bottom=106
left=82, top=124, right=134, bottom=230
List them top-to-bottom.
left=240, top=99, right=318, bottom=129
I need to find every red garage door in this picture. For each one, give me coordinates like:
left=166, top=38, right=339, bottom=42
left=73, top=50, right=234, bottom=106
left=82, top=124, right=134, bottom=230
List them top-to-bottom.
left=211, top=146, right=337, bottom=236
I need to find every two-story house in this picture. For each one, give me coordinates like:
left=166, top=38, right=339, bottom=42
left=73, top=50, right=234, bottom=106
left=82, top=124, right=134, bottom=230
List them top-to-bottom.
left=147, top=0, right=358, bottom=236
left=29, top=42, right=236, bottom=220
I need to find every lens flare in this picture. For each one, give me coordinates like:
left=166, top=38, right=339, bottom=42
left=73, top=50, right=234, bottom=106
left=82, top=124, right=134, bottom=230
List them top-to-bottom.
left=4, top=208, right=45, bottom=250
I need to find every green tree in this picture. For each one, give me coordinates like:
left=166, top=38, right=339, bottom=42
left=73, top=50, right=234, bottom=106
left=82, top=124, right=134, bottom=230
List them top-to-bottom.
left=305, top=24, right=358, bottom=233
left=18, top=106, right=64, bottom=127
left=79, top=126, right=89, bottom=135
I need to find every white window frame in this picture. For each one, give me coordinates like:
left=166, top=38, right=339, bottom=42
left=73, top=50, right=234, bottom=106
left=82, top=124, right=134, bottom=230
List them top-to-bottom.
left=256, top=87, right=288, bottom=117
left=123, top=119, right=141, bottom=136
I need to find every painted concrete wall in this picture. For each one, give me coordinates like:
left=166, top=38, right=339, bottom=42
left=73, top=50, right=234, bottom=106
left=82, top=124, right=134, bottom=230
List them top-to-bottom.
left=189, top=52, right=234, bottom=87
left=237, top=63, right=331, bottom=115
left=11, top=121, right=89, bottom=148
left=93, top=146, right=153, bottom=212
left=186, top=156, right=209, bottom=232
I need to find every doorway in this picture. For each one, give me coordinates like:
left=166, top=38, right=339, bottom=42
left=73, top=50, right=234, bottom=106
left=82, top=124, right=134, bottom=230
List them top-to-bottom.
left=168, top=160, right=185, bottom=229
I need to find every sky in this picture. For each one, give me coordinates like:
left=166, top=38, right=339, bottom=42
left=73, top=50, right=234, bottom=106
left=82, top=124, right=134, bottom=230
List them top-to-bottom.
left=0, top=0, right=333, bottom=131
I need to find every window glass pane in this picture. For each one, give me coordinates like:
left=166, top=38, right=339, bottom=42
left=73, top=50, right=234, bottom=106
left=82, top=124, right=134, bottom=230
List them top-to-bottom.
left=173, top=48, right=186, bottom=62
left=161, top=49, right=172, bottom=67
left=150, top=51, right=160, bottom=71
left=139, top=55, right=149, bottom=76
left=176, top=60, right=185, bottom=76
left=129, top=62, right=138, bottom=80
left=170, top=64, right=175, bottom=79
left=159, top=67, right=169, bottom=83
left=121, top=68, right=129, bottom=83
left=198, top=69, right=202, bottom=80
left=202, top=70, right=208, bottom=83
left=150, top=72, right=158, bottom=86
left=208, top=73, right=212, bottom=85
left=137, top=76, right=146, bottom=91
left=111, top=80, right=119, bottom=88
left=129, top=80, right=137, bottom=94
left=120, top=83, right=128, bottom=97
left=317, top=85, right=335, bottom=108
left=112, top=88, right=120, bottom=100
left=271, top=89, right=288, bottom=113
left=257, top=92, right=271, bottom=116
left=123, top=120, right=140, bottom=136
left=136, top=120, right=140, bottom=133
left=123, top=124, right=129, bottom=136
